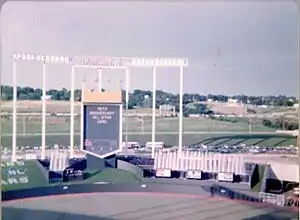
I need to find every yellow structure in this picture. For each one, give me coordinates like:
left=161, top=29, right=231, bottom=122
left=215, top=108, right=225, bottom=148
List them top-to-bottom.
left=80, top=85, right=123, bottom=158
left=82, top=88, right=122, bottom=103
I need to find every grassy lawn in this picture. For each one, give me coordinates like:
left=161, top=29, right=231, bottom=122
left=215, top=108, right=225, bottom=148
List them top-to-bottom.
left=1, top=107, right=296, bottom=148
left=2, top=115, right=273, bottom=135
left=1, top=133, right=296, bottom=148
left=1, top=160, right=48, bottom=191
left=2, top=162, right=139, bottom=191
left=79, top=168, right=140, bottom=184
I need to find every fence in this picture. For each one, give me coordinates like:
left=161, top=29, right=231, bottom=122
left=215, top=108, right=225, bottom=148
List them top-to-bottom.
left=153, top=149, right=246, bottom=174
left=259, top=192, right=285, bottom=207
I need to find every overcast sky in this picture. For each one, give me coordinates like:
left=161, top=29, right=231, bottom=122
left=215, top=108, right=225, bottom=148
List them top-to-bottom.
left=1, top=1, right=298, bottom=96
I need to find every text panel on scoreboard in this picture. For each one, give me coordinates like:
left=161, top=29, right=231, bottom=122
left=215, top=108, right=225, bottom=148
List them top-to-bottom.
left=83, top=104, right=121, bottom=157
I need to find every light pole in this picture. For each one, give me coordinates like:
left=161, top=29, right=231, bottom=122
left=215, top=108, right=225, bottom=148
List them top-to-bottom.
left=11, top=53, right=188, bottom=161
left=12, top=59, right=17, bottom=162
left=41, top=62, right=47, bottom=160
left=179, top=64, right=184, bottom=157
left=151, top=66, right=157, bottom=158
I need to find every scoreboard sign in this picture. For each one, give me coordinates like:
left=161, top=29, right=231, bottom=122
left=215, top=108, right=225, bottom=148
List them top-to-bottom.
left=82, top=103, right=122, bottom=158
left=155, top=169, right=171, bottom=178
left=186, top=170, right=202, bottom=180
left=217, top=172, right=234, bottom=182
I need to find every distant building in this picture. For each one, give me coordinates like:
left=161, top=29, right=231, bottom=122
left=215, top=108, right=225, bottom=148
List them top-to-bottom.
left=41, top=95, right=51, bottom=100
left=227, top=98, right=238, bottom=104
left=227, top=98, right=241, bottom=107
left=293, top=103, right=299, bottom=108
left=159, top=104, right=175, bottom=117
left=188, top=114, right=201, bottom=118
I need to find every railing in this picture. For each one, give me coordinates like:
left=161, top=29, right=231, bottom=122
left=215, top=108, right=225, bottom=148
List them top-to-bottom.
left=259, top=192, right=285, bottom=207
left=285, top=195, right=299, bottom=208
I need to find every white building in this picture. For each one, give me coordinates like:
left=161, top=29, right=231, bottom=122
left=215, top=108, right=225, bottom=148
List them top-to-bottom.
left=41, top=95, right=51, bottom=100
left=227, top=98, right=239, bottom=104
left=159, top=104, right=175, bottom=117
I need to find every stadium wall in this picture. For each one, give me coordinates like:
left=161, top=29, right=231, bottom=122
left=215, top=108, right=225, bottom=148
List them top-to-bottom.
left=35, top=160, right=49, bottom=183
left=117, top=160, right=143, bottom=181
left=2, top=180, right=298, bottom=213
left=1, top=182, right=258, bottom=202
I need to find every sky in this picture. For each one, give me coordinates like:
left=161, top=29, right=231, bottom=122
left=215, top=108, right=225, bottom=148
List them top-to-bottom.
left=0, top=1, right=299, bottom=96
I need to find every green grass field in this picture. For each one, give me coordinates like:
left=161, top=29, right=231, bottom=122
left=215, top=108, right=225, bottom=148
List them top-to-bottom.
left=2, top=100, right=297, bottom=147
left=2, top=114, right=296, bottom=147
left=2, top=116, right=272, bottom=134
left=1, top=133, right=296, bottom=148
left=1, top=160, right=138, bottom=191
left=1, top=160, right=48, bottom=191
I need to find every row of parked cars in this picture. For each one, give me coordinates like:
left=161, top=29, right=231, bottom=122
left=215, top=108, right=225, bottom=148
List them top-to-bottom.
left=1, top=142, right=298, bottom=158
left=189, top=144, right=298, bottom=155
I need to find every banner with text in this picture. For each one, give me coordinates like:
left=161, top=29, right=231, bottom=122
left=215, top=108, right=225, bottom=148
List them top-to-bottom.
left=83, top=104, right=121, bottom=158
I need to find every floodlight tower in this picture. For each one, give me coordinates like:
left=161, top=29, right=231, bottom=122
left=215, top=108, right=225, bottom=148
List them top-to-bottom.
left=11, top=52, right=75, bottom=162
left=11, top=55, right=48, bottom=161
left=12, top=58, right=17, bottom=162
left=41, top=62, right=47, bottom=160
left=179, top=65, right=184, bottom=157
left=151, top=66, right=157, bottom=158
left=125, top=68, right=130, bottom=148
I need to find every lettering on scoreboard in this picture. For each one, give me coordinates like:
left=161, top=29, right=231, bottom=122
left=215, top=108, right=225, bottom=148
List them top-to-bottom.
left=83, top=104, right=121, bottom=157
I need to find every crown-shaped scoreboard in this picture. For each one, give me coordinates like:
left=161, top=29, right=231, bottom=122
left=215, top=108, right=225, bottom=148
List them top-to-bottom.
left=80, top=87, right=123, bottom=158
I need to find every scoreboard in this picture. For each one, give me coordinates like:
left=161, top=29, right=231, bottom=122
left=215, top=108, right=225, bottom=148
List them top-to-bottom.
left=83, top=103, right=122, bottom=158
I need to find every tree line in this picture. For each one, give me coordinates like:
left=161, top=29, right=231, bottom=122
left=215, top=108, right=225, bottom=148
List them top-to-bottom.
left=1, top=85, right=298, bottom=108
left=1, top=85, right=299, bottom=130
left=262, top=118, right=299, bottom=131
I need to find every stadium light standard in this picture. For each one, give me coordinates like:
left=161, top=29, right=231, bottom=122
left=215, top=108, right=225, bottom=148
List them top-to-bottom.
left=11, top=52, right=75, bottom=162
left=11, top=53, right=188, bottom=161
left=76, top=57, right=188, bottom=159
left=12, top=58, right=17, bottom=162
left=42, top=62, right=47, bottom=160
left=179, top=65, right=184, bottom=158
left=151, top=66, right=157, bottom=158
left=125, top=68, right=130, bottom=150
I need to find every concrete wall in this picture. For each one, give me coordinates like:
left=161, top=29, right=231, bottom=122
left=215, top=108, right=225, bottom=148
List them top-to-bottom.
left=153, top=150, right=299, bottom=182
left=154, top=150, right=246, bottom=175
left=117, top=159, right=143, bottom=181
left=35, top=160, right=49, bottom=183
left=270, top=163, right=299, bottom=182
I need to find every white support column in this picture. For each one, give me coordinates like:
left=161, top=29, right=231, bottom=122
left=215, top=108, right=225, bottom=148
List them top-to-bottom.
left=12, top=59, right=17, bottom=162
left=41, top=62, right=47, bottom=160
left=178, top=64, right=184, bottom=157
left=70, top=66, right=75, bottom=158
left=151, top=66, right=157, bottom=158
left=98, top=68, right=102, bottom=92
left=125, top=68, right=130, bottom=146
left=80, top=80, right=85, bottom=151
